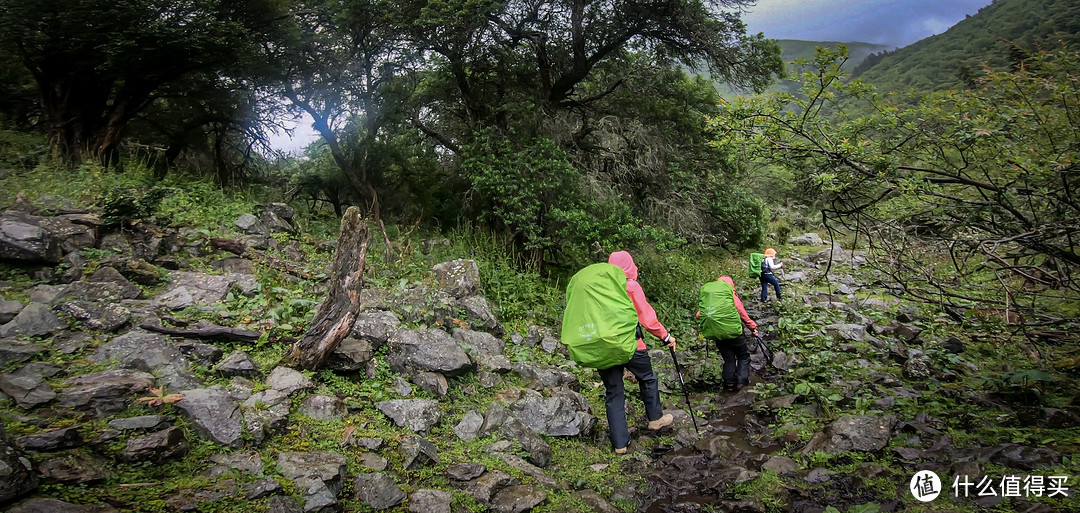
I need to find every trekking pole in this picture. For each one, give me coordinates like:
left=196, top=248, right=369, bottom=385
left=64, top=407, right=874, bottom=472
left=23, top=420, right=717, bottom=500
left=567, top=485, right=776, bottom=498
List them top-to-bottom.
left=755, top=336, right=774, bottom=367
left=668, top=346, right=700, bottom=434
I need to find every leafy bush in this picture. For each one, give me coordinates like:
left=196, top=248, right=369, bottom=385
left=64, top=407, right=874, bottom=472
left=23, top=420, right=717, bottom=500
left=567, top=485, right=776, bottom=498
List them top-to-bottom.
left=703, top=187, right=766, bottom=251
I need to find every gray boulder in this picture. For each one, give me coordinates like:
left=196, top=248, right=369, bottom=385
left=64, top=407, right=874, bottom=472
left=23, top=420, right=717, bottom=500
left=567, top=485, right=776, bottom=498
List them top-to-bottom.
left=0, top=213, right=63, bottom=263
left=235, top=214, right=266, bottom=235
left=790, top=233, right=825, bottom=245
left=432, top=259, right=482, bottom=298
left=88, top=266, right=142, bottom=299
left=155, top=271, right=236, bottom=307
left=455, top=296, right=504, bottom=336
left=0, top=299, right=22, bottom=324
left=55, top=300, right=130, bottom=333
left=0, top=303, right=67, bottom=338
left=351, top=310, right=401, bottom=346
left=822, top=323, right=866, bottom=342
left=387, top=328, right=473, bottom=377
left=453, top=328, right=506, bottom=360
left=91, top=330, right=200, bottom=391
left=326, top=338, right=376, bottom=372
left=0, top=339, right=46, bottom=366
left=175, top=341, right=225, bottom=366
left=215, top=350, right=260, bottom=377
left=511, top=362, right=579, bottom=391
left=0, top=365, right=57, bottom=408
left=266, top=366, right=314, bottom=396
left=57, top=369, right=156, bottom=416
left=409, top=371, right=449, bottom=397
left=175, top=386, right=244, bottom=448
left=242, top=389, right=292, bottom=445
left=507, top=389, right=596, bottom=437
left=301, top=395, right=347, bottom=420
left=376, top=399, right=442, bottom=433
left=454, top=410, right=485, bottom=442
left=108, top=415, right=172, bottom=432
left=801, top=415, right=897, bottom=454
left=499, top=417, right=552, bottom=467
left=14, top=426, right=83, bottom=452
left=120, top=426, right=189, bottom=463
left=0, top=435, right=39, bottom=503
left=400, top=436, right=440, bottom=470
left=277, top=451, right=348, bottom=496
left=37, top=453, right=109, bottom=484
left=465, top=469, right=519, bottom=505
left=354, top=472, right=407, bottom=510
left=491, top=484, right=547, bottom=513
left=408, top=489, right=452, bottom=513
left=5, top=498, right=118, bottom=513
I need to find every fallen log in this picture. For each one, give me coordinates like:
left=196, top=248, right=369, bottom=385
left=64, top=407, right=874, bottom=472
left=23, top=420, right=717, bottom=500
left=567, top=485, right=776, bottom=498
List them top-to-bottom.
left=288, top=206, right=370, bottom=370
left=140, top=323, right=262, bottom=342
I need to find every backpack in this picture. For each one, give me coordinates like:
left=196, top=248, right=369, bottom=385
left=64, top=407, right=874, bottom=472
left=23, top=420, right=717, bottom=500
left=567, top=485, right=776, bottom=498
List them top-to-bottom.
left=749, top=253, right=765, bottom=278
left=561, top=263, right=639, bottom=369
left=698, top=279, right=744, bottom=340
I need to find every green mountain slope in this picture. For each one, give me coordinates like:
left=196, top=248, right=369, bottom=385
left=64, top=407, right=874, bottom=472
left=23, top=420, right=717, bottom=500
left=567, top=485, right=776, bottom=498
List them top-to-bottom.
left=853, top=0, right=1080, bottom=91
left=716, top=40, right=892, bottom=98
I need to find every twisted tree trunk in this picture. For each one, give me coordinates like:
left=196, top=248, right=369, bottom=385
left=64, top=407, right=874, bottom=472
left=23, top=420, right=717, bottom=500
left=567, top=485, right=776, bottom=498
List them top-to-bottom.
left=288, top=206, right=369, bottom=370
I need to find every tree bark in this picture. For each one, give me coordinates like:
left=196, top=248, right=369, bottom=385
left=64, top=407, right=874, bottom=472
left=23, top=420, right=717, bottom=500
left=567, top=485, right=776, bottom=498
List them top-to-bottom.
left=288, top=207, right=370, bottom=370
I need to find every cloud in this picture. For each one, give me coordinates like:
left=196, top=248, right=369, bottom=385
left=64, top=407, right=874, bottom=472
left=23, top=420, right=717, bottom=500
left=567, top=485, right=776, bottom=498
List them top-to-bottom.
left=739, top=0, right=993, bottom=47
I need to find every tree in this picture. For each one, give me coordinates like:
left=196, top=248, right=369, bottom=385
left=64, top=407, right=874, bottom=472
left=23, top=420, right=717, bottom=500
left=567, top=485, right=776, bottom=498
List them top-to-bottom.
left=0, top=0, right=285, bottom=165
left=714, top=47, right=1080, bottom=322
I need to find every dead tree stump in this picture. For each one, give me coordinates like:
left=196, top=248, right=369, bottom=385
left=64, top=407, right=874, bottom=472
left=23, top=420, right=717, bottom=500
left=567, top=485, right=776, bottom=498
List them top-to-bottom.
left=288, top=206, right=369, bottom=370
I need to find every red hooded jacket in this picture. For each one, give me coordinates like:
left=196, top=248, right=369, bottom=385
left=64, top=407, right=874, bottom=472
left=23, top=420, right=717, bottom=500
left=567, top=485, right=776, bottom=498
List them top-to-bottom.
left=608, top=251, right=669, bottom=350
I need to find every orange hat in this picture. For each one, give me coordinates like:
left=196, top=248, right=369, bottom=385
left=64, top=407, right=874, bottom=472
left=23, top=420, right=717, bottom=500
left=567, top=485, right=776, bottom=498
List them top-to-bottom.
left=764, top=248, right=777, bottom=257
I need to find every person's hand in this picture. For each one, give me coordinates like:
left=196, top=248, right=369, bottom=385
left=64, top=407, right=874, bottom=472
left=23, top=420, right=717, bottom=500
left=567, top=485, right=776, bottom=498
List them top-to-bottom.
left=752, top=329, right=760, bottom=337
left=664, top=334, right=677, bottom=350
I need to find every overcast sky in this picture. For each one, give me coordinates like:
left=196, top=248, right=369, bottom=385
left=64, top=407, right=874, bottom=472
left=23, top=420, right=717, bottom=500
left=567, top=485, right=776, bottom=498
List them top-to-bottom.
left=740, top=0, right=995, bottom=48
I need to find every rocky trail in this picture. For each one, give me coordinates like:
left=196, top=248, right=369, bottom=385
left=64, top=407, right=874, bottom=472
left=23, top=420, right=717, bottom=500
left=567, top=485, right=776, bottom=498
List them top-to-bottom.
left=1, top=201, right=1077, bottom=513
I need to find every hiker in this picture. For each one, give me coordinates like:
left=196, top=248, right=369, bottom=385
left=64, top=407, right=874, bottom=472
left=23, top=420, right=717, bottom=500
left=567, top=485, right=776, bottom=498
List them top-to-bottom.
left=760, top=247, right=783, bottom=301
left=602, top=250, right=676, bottom=454
left=697, top=276, right=759, bottom=392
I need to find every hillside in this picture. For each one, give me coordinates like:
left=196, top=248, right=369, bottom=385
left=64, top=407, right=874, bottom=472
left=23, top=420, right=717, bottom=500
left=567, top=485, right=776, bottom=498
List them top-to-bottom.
left=853, top=0, right=1080, bottom=91
left=716, top=40, right=892, bottom=98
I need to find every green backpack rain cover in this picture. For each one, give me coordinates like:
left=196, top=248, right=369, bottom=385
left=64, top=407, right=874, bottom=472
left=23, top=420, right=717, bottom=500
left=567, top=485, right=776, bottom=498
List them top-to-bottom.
left=749, top=252, right=765, bottom=279
left=561, top=263, right=639, bottom=369
left=698, top=279, right=744, bottom=340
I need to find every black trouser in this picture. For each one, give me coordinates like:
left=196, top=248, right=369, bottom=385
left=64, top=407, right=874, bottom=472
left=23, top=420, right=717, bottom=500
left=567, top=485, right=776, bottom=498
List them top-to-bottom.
left=760, top=273, right=781, bottom=301
left=714, top=335, right=751, bottom=388
left=598, top=349, right=663, bottom=449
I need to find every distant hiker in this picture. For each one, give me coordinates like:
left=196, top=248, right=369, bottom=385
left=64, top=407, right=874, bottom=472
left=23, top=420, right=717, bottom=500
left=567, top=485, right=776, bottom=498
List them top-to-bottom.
left=760, top=247, right=783, bottom=301
left=601, top=251, right=676, bottom=454
left=698, top=276, right=759, bottom=392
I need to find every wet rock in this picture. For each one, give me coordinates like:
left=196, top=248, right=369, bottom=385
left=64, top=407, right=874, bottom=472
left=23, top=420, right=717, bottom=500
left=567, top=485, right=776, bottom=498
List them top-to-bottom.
left=260, top=207, right=295, bottom=234
left=0, top=213, right=63, bottom=263
left=235, top=214, right=265, bottom=234
left=790, top=233, right=824, bottom=245
left=100, top=257, right=162, bottom=286
left=432, top=259, right=482, bottom=298
left=157, top=271, right=235, bottom=306
left=456, top=296, right=504, bottom=336
left=0, top=299, right=22, bottom=324
left=55, top=300, right=130, bottom=333
left=0, top=302, right=67, bottom=338
left=350, top=310, right=401, bottom=347
left=822, top=323, right=866, bottom=342
left=387, top=328, right=473, bottom=377
left=453, top=328, right=506, bottom=360
left=91, top=330, right=201, bottom=391
left=941, top=336, right=966, bottom=354
left=327, top=338, right=376, bottom=372
left=0, top=339, right=46, bottom=366
left=175, top=340, right=224, bottom=367
left=215, top=350, right=259, bottom=377
left=771, top=351, right=797, bottom=371
left=903, top=355, right=931, bottom=380
left=511, top=362, right=578, bottom=391
left=0, top=366, right=57, bottom=408
left=266, top=366, right=314, bottom=396
left=57, top=369, right=156, bottom=416
left=409, top=371, right=449, bottom=397
left=227, top=377, right=254, bottom=401
left=392, top=377, right=413, bottom=397
left=175, top=386, right=244, bottom=448
left=507, top=388, right=595, bottom=437
left=242, top=389, right=291, bottom=445
left=301, top=395, right=347, bottom=420
left=754, top=395, right=800, bottom=409
left=377, top=399, right=442, bottom=433
left=454, top=410, right=485, bottom=441
left=108, top=415, right=172, bottom=431
left=801, top=415, right=896, bottom=454
left=499, top=417, right=552, bottom=467
left=14, top=426, right=83, bottom=452
left=121, top=426, right=189, bottom=462
left=1, top=436, right=39, bottom=502
left=400, top=436, right=440, bottom=470
left=984, top=444, right=1062, bottom=471
left=277, top=451, right=348, bottom=496
left=357, top=452, right=388, bottom=471
left=493, top=452, right=558, bottom=488
left=37, top=453, right=109, bottom=484
left=761, top=455, right=798, bottom=474
left=447, top=463, right=487, bottom=481
left=803, top=467, right=835, bottom=484
left=466, top=468, right=519, bottom=504
left=355, top=472, right=407, bottom=510
left=245, top=477, right=283, bottom=499
left=296, top=477, right=338, bottom=513
left=491, top=484, right=546, bottom=513
left=408, top=489, right=452, bottom=513
left=572, top=490, right=620, bottom=513
left=266, top=496, right=304, bottom=513
left=716, top=497, right=766, bottom=513
left=5, top=498, right=118, bottom=513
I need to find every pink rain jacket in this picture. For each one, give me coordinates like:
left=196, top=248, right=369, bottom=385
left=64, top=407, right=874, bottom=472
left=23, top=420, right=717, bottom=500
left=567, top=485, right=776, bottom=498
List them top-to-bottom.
left=608, top=251, right=669, bottom=350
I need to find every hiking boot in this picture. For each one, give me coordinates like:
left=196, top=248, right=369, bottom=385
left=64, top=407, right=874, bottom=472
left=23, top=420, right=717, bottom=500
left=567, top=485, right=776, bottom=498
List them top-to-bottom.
left=647, top=413, right=673, bottom=431
left=614, top=447, right=628, bottom=455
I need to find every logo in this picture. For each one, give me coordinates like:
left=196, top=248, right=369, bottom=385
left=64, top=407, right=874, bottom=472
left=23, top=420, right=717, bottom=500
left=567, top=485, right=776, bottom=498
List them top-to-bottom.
left=577, top=323, right=597, bottom=341
left=910, top=470, right=942, bottom=502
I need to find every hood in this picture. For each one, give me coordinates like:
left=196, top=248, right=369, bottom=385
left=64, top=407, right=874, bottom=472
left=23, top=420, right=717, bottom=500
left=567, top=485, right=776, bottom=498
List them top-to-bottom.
left=608, top=251, right=638, bottom=280
left=717, top=276, right=735, bottom=287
